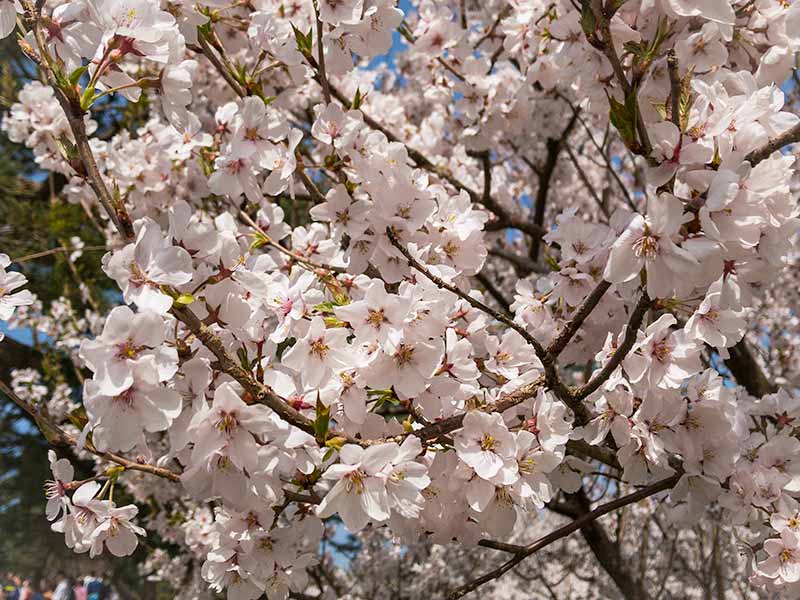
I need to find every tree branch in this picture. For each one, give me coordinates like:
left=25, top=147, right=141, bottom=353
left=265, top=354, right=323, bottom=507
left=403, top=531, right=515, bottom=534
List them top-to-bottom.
left=23, top=9, right=321, bottom=439
left=529, top=112, right=579, bottom=260
left=745, top=122, right=800, bottom=166
left=385, top=228, right=581, bottom=408
left=546, top=280, right=612, bottom=359
left=570, top=291, right=651, bottom=401
left=723, top=339, right=777, bottom=397
left=0, top=379, right=181, bottom=482
left=446, top=473, right=680, bottom=599
left=550, top=487, right=651, bottom=600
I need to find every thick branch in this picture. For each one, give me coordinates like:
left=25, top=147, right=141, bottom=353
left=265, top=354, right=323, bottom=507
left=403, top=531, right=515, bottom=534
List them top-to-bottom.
left=23, top=9, right=320, bottom=439
left=667, top=50, right=681, bottom=131
left=308, top=69, right=544, bottom=238
left=745, top=122, right=800, bottom=166
left=488, top=248, right=549, bottom=275
left=474, top=271, right=512, bottom=313
left=172, top=305, right=317, bottom=435
left=723, top=339, right=777, bottom=397
left=395, top=377, right=545, bottom=444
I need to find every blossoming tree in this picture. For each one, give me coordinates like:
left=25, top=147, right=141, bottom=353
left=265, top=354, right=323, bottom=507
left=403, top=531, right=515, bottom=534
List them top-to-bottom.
left=1, top=0, right=800, bottom=597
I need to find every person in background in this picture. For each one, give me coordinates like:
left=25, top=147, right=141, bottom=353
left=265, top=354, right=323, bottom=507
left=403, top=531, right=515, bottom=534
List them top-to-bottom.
left=4, top=574, right=20, bottom=600
left=52, top=575, right=73, bottom=600
left=84, top=575, right=107, bottom=600
left=37, top=579, right=50, bottom=600
left=71, top=579, right=85, bottom=600
left=17, top=580, right=33, bottom=600
left=30, top=582, right=44, bottom=600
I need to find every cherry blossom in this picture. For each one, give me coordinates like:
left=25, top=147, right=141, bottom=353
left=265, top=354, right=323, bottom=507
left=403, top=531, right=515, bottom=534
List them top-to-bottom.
left=2, top=0, right=800, bottom=596
left=604, top=194, right=696, bottom=299
left=78, top=305, right=177, bottom=395
left=316, top=443, right=398, bottom=532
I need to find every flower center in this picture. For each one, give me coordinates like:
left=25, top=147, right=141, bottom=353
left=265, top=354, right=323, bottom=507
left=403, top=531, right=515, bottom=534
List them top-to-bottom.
left=335, top=209, right=351, bottom=225
left=632, top=233, right=660, bottom=261
left=442, top=241, right=459, bottom=258
left=129, top=262, right=151, bottom=288
left=366, top=308, right=386, bottom=329
left=310, top=337, right=329, bottom=359
left=116, top=339, right=144, bottom=360
left=650, top=339, right=672, bottom=363
left=394, top=343, right=415, bottom=366
left=113, top=387, right=136, bottom=407
left=215, top=411, right=238, bottom=436
left=480, top=434, right=498, bottom=451
left=519, top=457, right=536, bottom=474
left=345, top=469, right=366, bottom=494
left=44, top=479, right=65, bottom=499
left=495, top=487, right=513, bottom=505
left=76, top=505, right=95, bottom=525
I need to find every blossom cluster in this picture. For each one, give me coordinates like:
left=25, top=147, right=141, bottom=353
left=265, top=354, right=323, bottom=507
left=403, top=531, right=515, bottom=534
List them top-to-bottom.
left=1, top=0, right=800, bottom=598
left=0, top=254, right=34, bottom=342
left=46, top=450, right=145, bottom=558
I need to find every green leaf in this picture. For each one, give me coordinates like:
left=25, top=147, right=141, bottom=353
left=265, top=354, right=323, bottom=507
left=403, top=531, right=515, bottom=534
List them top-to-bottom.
left=579, top=0, right=597, bottom=38
left=648, top=17, right=669, bottom=57
left=197, top=21, right=213, bottom=40
left=292, top=24, right=313, bottom=54
left=623, top=40, right=648, bottom=60
left=235, top=62, right=248, bottom=85
left=51, top=65, right=70, bottom=90
left=69, top=65, right=89, bottom=86
left=79, top=85, right=95, bottom=112
left=351, top=87, right=363, bottom=110
left=607, top=89, right=639, bottom=151
left=54, top=137, right=78, bottom=162
left=249, top=232, right=269, bottom=252
left=543, top=250, right=561, bottom=273
left=173, top=293, right=195, bottom=308
left=314, top=301, right=336, bottom=314
left=323, top=316, right=346, bottom=328
left=276, top=337, right=295, bottom=360
left=236, top=347, right=250, bottom=371
left=314, top=395, right=330, bottom=443
left=68, top=405, right=89, bottom=430
left=325, top=436, right=347, bottom=450
left=105, top=465, right=125, bottom=480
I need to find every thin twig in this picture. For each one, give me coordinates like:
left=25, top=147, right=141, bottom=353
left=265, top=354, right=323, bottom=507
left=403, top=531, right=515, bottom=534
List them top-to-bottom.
left=313, top=3, right=332, bottom=105
left=24, top=6, right=322, bottom=440
left=667, top=50, right=681, bottom=131
left=529, top=112, right=580, bottom=260
left=237, top=208, right=346, bottom=273
left=385, top=228, right=588, bottom=423
left=13, top=244, right=106, bottom=263
left=474, top=271, right=511, bottom=313
left=546, top=280, right=612, bottom=358
left=570, top=292, right=651, bottom=401
left=0, top=379, right=181, bottom=482
left=447, top=473, right=681, bottom=599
